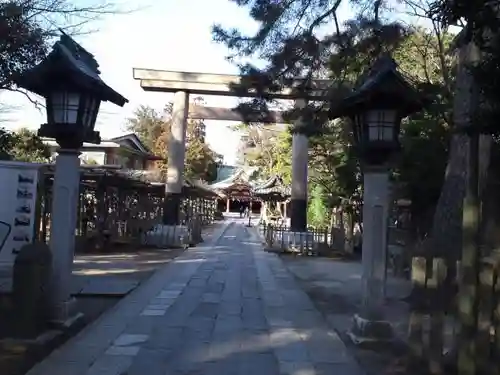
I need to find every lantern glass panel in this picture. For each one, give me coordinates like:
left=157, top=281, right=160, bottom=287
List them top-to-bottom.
left=50, top=92, right=80, bottom=125
left=81, top=96, right=100, bottom=130
left=366, top=109, right=397, bottom=141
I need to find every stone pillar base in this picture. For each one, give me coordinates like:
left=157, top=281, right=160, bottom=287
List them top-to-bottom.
left=163, top=193, right=182, bottom=225
left=290, top=198, right=307, bottom=232
left=50, top=297, right=84, bottom=329
left=347, top=313, right=394, bottom=349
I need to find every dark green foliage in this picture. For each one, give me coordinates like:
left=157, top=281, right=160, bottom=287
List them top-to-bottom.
left=1, top=0, right=119, bottom=92
left=213, top=0, right=407, bottom=134
left=431, top=0, right=500, bottom=134
left=0, top=1, right=47, bottom=90
left=0, top=127, right=50, bottom=162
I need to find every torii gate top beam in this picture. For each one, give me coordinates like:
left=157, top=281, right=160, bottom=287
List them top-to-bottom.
left=132, top=68, right=330, bottom=100
left=188, top=105, right=286, bottom=123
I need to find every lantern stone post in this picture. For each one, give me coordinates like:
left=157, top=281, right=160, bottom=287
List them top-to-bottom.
left=15, top=33, right=128, bottom=324
left=330, top=55, right=424, bottom=346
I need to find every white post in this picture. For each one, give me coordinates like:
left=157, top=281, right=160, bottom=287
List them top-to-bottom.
left=49, top=149, right=81, bottom=322
left=349, top=166, right=393, bottom=346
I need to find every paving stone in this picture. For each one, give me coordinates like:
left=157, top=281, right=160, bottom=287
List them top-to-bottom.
left=188, top=277, right=208, bottom=288
left=165, top=282, right=188, bottom=291
left=205, top=282, right=225, bottom=293
left=178, top=287, right=204, bottom=303
left=241, top=288, right=260, bottom=299
left=158, top=290, right=182, bottom=299
left=201, top=293, right=222, bottom=303
left=221, top=293, right=241, bottom=303
left=149, top=296, right=176, bottom=305
left=262, top=296, right=285, bottom=307
left=241, top=299, right=264, bottom=316
left=218, top=301, right=241, bottom=316
left=191, top=302, right=219, bottom=319
left=144, top=304, right=172, bottom=311
left=163, top=305, right=193, bottom=326
left=141, top=309, right=166, bottom=316
left=291, top=311, right=325, bottom=328
left=241, top=315, right=268, bottom=330
left=185, top=316, right=216, bottom=334
left=267, top=317, right=294, bottom=329
left=182, top=326, right=212, bottom=342
left=145, top=327, right=184, bottom=350
left=269, top=328, right=304, bottom=348
left=238, top=329, right=271, bottom=353
left=113, top=334, right=149, bottom=347
left=305, top=336, right=351, bottom=364
left=207, top=340, right=239, bottom=361
left=274, top=341, right=310, bottom=362
left=171, top=343, right=211, bottom=371
left=105, top=345, right=141, bottom=356
left=125, top=348, right=173, bottom=375
left=238, top=352, right=280, bottom=375
left=86, top=354, right=134, bottom=375
left=204, top=359, right=239, bottom=375
left=279, top=361, right=316, bottom=375
left=314, top=362, right=365, bottom=375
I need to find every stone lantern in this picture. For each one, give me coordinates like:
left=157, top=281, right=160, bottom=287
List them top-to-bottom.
left=15, top=32, right=128, bottom=323
left=330, top=54, right=424, bottom=346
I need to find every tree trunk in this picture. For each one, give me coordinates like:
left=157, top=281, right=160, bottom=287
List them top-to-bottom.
left=426, top=43, right=492, bottom=263
left=479, top=144, right=500, bottom=255
left=344, top=210, right=355, bottom=253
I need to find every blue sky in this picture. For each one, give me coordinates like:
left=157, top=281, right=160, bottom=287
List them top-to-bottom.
left=1, top=0, right=372, bottom=164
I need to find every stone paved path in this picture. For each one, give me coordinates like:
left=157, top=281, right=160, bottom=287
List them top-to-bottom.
left=27, top=221, right=364, bottom=375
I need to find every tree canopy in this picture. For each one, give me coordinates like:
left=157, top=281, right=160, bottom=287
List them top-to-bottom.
left=1, top=0, right=121, bottom=94
left=125, top=103, right=221, bottom=183
left=0, top=127, right=51, bottom=162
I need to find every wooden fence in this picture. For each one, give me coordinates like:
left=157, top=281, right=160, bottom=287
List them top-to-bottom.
left=35, top=167, right=217, bottom=252
left=260, top=223, right=346, bottom=254
left=408, top=255, right=500, bottom=375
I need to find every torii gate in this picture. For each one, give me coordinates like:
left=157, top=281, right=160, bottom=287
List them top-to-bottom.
left=133, top=68, right=329, bottom=232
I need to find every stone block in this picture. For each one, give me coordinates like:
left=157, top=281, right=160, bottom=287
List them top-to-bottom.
left=12, top=242, right=52, bottom=338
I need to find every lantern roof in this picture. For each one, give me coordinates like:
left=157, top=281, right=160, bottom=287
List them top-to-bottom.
left=15, top=32, right=128, bottom=107
left=330, top=55, right=424, bottom=119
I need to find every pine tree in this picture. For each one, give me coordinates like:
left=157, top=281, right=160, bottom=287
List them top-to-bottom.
left=212, top=0, right=407, bottom=133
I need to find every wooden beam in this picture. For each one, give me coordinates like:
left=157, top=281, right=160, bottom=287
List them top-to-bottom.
left=133, top=68, right=330, bottom=99
left=188, top=105, right=286, bottom=123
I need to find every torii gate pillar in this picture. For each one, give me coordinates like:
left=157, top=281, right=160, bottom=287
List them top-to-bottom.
left=164, top=91, right=189, bottom=225
left=290, top=100, right=308, bottom=232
